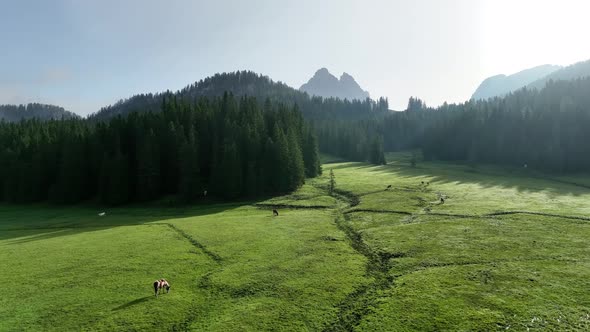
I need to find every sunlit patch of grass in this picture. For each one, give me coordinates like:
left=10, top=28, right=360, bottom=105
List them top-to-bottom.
left=257, top=182, right=337, bottom=208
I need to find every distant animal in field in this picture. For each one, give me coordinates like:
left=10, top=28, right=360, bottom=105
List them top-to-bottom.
left=421, top=181, right=424, bottom=185
left=385, top=185, right=392, bottom=190
left=203, top=190, right=208, bottom=197
left=440, top=197, right=445, bottom=204
left=273, top=209, right=279, bottom=216
left=98, top=212, right=106, bottom=217
left=154, top=279, right=171, bottom=296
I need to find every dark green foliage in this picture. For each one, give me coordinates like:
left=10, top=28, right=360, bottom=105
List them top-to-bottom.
left=87, top=71, right=388, bottom=168
left=420, top=78, right=590, bottom=172
left=0, top=95, right=320, bottom=205
left=0, top=103, right=78, bottom=122
left=316, top=120, right=387, bottom=165
left=302, top=126, right=322, bottom=177
left=136, top=129, right=160, bottom=201
left=178, top=129, right=201, bottom=203
left=287, top=130, right=305, bottom=190
left=51, top=136, right=86, bottom=203
left=368, top=138, right=386, bottom=165
left=101, top=152, right=131, bottom=205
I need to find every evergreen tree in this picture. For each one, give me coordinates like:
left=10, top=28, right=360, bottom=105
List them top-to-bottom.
left=302, top=126, right=322, bottom=177
left=178, top=128, right=201, bottom=202
left=136, top=129, right=160, bottom=201
left=287, top=130, right=305, bottom=190
left=52, top=136, right=86, bottom=204
left=368, top=137, right=386, bottom=165
left=219, top=140, right=243, bottom=199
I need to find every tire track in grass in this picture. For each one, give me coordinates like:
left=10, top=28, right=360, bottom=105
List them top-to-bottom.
left=154, top=223, right=223, bottom=331
left=161, top=223, right=222, bottom=263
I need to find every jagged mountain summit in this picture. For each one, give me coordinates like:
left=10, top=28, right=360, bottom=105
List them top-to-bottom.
left=300, top=68, right=370, bottom=100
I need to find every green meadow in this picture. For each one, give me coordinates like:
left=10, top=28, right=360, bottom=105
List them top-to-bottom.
left=2, top=152, right=590, bottom=331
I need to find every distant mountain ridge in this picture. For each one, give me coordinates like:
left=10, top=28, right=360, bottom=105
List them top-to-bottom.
left=472, top=58, right=590, bottom=100
left=526, top=59, right=590, bottom=90
left=471, top=64, right=561, bottom=100
left=300, top=68, right=370, bottom=100
left=91, top=70, right=389, bottom=121
left=0, top=103, right=78, bottom=122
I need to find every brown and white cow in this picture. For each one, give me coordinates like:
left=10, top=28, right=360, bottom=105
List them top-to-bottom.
left=153, top=279, right=171, bottom=296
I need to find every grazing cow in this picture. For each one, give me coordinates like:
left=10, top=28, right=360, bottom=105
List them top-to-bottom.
left=386, top=185, right=392, bottom=190
left=440, top=197, right=445, bottom=204
left=273, top=209, right=279, bottom=216
left=98, top=212, right=106, bottom=217
left=154, top=279, right=171, bottom=296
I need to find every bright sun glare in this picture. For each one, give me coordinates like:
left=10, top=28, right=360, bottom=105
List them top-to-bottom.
left=481, top=0, right=590, bottom=76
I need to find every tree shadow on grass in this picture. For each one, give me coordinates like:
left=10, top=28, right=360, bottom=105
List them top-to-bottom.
left=327, top=159, right=590, bottom=198
left=0, top=202, right=245, bottom=242
left=111, top=296, right=153, bottom=311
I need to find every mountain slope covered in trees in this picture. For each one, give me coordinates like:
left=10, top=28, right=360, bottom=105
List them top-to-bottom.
left=472, top=59, right=590, bottom=101
left=526, top=59, right=590, bottom=90
left=471, top=64, right=560, bottom=100
left=92, top=71, right=388, bottom=121
left=423, top=77, right=590, bottom=172
left=0, top=103, right=78, bottom=122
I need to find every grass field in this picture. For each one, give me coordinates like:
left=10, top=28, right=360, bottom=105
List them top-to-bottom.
left=2, top=152, right=590, bottom=331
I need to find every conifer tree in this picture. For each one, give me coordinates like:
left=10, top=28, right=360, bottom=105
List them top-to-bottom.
left=178, top=128, right=200, bottom=202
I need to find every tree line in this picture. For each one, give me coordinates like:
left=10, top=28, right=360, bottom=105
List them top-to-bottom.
left=90, top=71, right=390, bottom=165
left=317, top=77, right=590, bottom=173
left=421, top=78, right=590, bottom=172
left=0, top=93, right=321, bottom=204
left=0, top=103, right=78, bottom=122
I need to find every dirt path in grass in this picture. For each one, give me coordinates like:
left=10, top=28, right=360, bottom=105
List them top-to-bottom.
left=305, top=185, right=397, bottom=332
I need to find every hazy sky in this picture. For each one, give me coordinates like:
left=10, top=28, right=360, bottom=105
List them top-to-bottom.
left=1, top=0, right=590, bottom=115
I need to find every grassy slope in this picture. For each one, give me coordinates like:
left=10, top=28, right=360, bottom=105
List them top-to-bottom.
left=2, top=152, right=590, bottom=330
left=0, top=201, right=368, bottom=331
